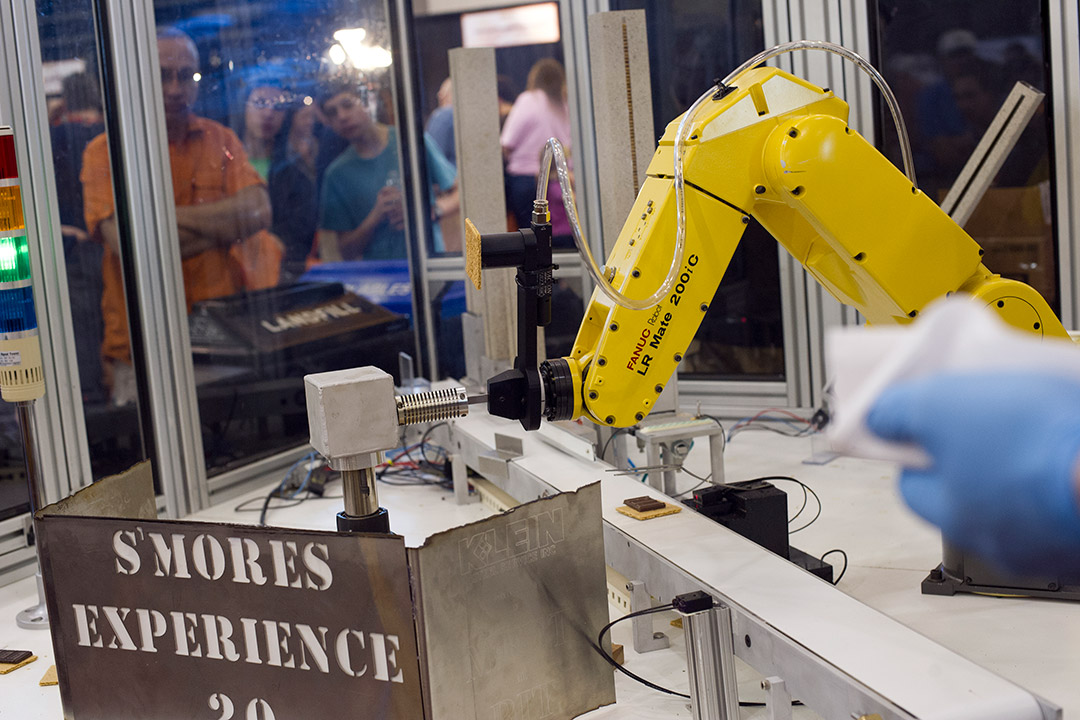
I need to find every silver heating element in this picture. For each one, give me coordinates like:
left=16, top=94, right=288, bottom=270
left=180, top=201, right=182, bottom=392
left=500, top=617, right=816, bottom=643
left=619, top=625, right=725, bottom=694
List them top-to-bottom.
left=396, top=387, right=472, bottom=425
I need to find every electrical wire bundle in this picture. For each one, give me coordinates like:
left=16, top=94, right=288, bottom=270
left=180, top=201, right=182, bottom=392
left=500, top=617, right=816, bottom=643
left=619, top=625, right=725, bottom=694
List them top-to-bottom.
left=726, top=407, right=821, bottom=442
left=377, top=422, right=453, bottom=487
left=240, top=423, right=456, bottom=527
left=233, top=452, right=342, bottom=526
left=594, top=604, right=803, bottom=707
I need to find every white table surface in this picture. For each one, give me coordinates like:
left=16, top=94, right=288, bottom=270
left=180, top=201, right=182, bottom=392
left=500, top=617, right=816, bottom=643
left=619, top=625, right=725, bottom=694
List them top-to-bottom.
left=2, top=427, right=1077, bottom=718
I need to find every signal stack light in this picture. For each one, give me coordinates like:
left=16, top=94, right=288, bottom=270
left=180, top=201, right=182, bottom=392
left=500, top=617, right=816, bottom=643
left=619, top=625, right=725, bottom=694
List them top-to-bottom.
left=1, top=125, right=49, bottom=630
left=0, top=126, right=44, bottom=402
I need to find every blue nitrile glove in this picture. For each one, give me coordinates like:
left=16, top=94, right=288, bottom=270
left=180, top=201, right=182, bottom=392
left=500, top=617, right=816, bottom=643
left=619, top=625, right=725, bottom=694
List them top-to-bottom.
left=866, top=371, right=1080, bottom=576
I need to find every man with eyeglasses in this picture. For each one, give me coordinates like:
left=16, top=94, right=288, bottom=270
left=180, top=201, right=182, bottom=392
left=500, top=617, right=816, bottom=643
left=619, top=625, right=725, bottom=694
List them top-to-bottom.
left=81, top=27, right=279, bottom=404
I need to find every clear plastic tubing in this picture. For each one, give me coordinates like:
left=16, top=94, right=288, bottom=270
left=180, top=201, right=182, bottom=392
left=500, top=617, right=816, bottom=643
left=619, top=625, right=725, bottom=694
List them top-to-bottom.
left=536, top=40, right=915, bottom=313
left=724, top=41, right=917, bottom=184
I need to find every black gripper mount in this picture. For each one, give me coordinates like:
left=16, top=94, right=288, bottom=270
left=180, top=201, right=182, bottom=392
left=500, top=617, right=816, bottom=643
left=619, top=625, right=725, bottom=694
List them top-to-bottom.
left=478, top=217, right=554, bottom=431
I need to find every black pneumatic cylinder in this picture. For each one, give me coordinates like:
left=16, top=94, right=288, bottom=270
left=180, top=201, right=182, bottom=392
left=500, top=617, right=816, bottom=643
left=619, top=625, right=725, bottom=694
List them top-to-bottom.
left=480, top=231, right=528, bottom=269
left=541, top=358, right=575, bottom=422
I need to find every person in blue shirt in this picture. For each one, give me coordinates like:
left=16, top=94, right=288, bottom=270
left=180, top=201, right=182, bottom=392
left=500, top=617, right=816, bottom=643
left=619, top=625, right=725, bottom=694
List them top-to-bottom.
left=425, top=77, right=455, bottom=168
left=316, top=78, right=457, bottom=261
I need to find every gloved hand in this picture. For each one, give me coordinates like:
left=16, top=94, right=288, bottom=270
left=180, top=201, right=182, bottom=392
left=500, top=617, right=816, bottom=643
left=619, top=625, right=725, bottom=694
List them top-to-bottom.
left=866, top=371, right=1080, bottom=576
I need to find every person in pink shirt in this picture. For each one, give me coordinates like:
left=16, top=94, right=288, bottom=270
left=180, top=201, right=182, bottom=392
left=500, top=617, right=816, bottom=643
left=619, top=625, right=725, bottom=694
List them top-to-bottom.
left=500, top=58, right=573, bottom=244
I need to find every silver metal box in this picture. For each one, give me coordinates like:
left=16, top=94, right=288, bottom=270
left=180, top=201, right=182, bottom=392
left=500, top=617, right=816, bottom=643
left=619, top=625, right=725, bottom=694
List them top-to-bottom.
left=305, top=366, right=398, bottom=468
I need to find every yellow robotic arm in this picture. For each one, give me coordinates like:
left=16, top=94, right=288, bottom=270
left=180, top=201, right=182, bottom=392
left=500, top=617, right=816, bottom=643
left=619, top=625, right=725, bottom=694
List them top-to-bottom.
left=473, top=65, right=1067, bottom=430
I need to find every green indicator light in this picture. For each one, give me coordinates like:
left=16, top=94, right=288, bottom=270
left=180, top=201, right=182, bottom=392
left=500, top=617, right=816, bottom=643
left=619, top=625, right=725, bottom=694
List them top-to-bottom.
left=0, top=234, right=31, bottom=284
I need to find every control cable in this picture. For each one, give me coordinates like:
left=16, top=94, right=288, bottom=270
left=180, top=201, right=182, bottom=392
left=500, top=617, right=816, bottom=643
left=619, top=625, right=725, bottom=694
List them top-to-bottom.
left=595, top=604, right=803, bottom=707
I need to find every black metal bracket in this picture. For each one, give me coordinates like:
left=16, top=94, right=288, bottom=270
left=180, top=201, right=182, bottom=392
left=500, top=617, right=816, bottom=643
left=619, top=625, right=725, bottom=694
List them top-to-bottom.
left=478, top=215, right=554, bottom=431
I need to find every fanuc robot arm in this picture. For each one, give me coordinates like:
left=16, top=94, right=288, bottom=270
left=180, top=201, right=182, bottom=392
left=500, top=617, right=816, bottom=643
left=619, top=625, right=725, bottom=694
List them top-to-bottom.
left=468, top=63, right=1068, bottom=431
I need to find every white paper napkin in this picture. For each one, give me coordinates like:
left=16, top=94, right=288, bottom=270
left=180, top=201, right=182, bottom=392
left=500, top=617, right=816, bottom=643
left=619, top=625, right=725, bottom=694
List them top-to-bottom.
left=825, top=297, right=1080, bottom=466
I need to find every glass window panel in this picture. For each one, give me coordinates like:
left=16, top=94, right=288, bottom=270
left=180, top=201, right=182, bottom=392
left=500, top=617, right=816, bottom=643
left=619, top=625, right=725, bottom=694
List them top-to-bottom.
left=35, top=0, right=150, bottom=481
left=606, top=0, right=779, bottom=381
left=150, top=1, right=427, bottom=475
left=872, top=1, right=1059, bottom=312
left=414, top=5, right=569, bottom=253
left=414, top=6, right=584, bottom=367
left=414, top=12, right=465, bottom=263
left=429, top=278, right=465, bottom=380
left=0, top=404, right=28, bottom=521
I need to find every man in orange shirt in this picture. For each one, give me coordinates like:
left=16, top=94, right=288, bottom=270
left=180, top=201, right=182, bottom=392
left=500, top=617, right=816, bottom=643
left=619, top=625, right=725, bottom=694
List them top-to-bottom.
left=82, top=28, right=276, bottom=403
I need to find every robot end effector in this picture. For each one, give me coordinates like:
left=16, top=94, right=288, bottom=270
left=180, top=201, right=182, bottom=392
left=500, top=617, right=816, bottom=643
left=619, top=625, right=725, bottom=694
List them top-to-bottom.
left=465, top=206, right=580, bottom=432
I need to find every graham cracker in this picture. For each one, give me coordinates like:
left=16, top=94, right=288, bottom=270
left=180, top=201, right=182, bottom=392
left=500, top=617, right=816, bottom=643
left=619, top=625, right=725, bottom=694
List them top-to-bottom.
left=465, top=218, right=483, bottom=290
left=616, top=503, right=681, bottom=521
left=0, top=655, right=37, bottom=675
left=39, top=665, right=58, bottom=686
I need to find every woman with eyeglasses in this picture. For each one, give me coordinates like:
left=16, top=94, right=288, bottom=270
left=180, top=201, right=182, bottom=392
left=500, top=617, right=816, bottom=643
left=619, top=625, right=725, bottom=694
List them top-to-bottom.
left=239, top=81, right=324, bottom=282
left=243, top=84, right=290, bottom=181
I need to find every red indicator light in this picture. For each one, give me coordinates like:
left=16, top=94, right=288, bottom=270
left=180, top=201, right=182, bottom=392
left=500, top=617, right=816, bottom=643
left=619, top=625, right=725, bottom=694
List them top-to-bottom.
left=0, top=132, right=16, bottom=181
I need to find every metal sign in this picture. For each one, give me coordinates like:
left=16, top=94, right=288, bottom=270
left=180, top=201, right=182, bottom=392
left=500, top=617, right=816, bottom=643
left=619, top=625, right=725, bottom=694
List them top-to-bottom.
left=410, top=482, right=615, bottom=719
left=37, top=500, right=424, bottom=719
